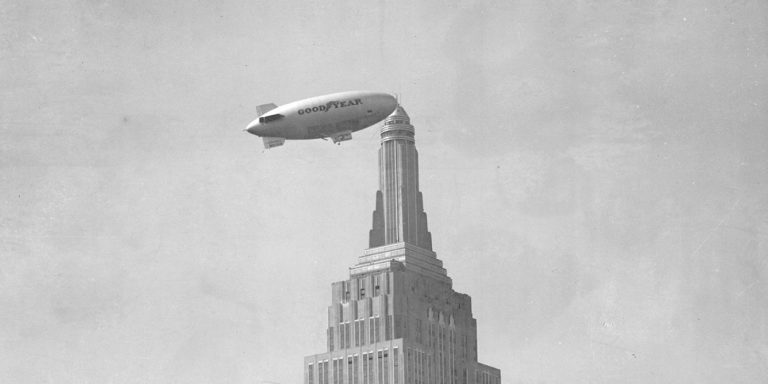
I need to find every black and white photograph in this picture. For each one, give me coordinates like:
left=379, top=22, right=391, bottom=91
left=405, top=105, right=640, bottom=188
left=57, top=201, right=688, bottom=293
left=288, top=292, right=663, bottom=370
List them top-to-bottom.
left=2, top=1, right=766, bottom=383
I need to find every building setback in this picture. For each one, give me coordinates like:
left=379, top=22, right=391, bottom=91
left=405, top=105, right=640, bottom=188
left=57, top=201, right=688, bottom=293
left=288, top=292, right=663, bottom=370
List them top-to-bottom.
left=304, top=106, right=501, bottom=384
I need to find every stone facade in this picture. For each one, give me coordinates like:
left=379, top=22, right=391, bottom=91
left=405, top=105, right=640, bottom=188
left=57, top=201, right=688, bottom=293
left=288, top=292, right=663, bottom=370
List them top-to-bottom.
left=304, top=106, right=500, bottom=384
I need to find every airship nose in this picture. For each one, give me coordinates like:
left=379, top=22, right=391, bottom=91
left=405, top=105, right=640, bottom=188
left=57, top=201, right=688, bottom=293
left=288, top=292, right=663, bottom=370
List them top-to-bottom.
left=379, top=93, right=398, bottom=115
left=386, top=94, right=397, bottom=110
left=245, top=119, right=260, bottom=136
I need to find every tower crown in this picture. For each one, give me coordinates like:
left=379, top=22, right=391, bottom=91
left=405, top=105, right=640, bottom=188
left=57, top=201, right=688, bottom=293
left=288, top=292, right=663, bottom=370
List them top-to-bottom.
left=381, top=105, right=414, bottom=142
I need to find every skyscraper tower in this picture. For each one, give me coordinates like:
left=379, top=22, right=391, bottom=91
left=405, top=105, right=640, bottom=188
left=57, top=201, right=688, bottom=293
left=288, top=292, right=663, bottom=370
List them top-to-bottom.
left=368, top=105, right=432, bottom=251
left=304, top=106, right=500, bottom=384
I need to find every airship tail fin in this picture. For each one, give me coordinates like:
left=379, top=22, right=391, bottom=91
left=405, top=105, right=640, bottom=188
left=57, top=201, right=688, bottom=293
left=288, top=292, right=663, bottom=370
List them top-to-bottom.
left=255, top=103, right=278, bottom=117
left=262, top=136, right=285, bottom=149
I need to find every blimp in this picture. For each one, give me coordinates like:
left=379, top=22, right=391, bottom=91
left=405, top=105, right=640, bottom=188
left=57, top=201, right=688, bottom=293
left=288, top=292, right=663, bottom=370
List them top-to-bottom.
left=245, top=91, right=398, bottom=149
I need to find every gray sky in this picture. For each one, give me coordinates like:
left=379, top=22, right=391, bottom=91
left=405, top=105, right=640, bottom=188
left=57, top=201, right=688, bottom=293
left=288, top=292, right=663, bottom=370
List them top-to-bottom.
left=2, top=0, right=767, bottom=383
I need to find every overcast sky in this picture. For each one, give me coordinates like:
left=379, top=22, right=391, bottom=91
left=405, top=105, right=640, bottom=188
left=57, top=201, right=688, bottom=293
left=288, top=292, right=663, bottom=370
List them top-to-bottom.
left=2, top=1, right=767, bottom=383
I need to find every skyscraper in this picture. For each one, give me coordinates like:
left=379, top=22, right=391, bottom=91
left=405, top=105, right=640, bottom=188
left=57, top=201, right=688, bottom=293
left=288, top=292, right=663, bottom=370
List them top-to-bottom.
left=304, top=106, right=501, bottom=384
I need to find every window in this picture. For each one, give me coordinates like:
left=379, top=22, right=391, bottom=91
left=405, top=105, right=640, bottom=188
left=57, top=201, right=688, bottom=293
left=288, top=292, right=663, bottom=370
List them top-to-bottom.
left=258, top=114, right=284, bottom=123
left=369, top=318, right=375, bottom=344
left=416, top=319, right=422, bottom=344
left=355, top=321, right=360, bottom=347
left=346, top=323, right=351, bottom=348
left=430, top=324, right=435, bottom=348
left=394, top=348, right=399, bottom=384
left=407, top=349, right=413, bottom=384
left=383, top=350, right=389, bottom=384
left=378, top=351, right=383, bottom=384
left=417, top=352, right=422, bottom=384
left=366, top=353, right=374, bottom=384
left=368, top=353, right=374, bottom=383
left=354, top=356, right=359, bottom=384
left=348, top=357, right=353, bottom=384
left=336, top=359, right=342, bottom=384
left=319, top=361, right=326, bottom=384
left=308, top=363, right=314, bottom=384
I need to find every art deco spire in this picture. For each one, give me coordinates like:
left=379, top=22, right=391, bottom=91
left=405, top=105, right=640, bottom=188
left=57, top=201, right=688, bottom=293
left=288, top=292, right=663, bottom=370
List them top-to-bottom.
left=305, top=104, right=501, bottom=384
left=368, top=105, right=432, bottom=251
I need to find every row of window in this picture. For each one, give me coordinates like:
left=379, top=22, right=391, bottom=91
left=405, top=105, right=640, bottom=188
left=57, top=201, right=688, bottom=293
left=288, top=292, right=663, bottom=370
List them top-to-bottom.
left=341, top=274, right=390, bottom=303
left=338, top=293, right=387, bottom=323
left=331, top=316, right=392, bottom=351
left=406, top=347, right=496, bottom=384
left=308, top=348, right=399, bottom=384
left=309, top=348, right=499, bottom=384
left=407, top=349, right=427, bottom=384
left=476, top=370, right=500, bottom=384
